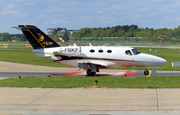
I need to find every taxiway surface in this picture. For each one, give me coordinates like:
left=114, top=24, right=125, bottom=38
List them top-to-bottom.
left=0, top=61, right=180, bottom=115
left=0, top=61, right=180, bottom=78
left=1, top=88, right=180, bottom=115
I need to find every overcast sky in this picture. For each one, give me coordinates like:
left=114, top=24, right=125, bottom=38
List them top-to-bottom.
left=1, top=0, right=180, bottom=34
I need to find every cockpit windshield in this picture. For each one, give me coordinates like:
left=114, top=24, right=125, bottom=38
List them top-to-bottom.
left=131, top=49, right=141, bottom=55
left=125, top=50, right=132, bottom=55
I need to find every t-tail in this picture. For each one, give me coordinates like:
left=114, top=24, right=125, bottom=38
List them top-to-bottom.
left=11, top=25, right=60, bottom=49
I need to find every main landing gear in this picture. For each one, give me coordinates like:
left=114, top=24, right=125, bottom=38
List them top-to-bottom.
left=86, top=69, right=96, bottom=76
left=144, top=69, right=149, bottom=76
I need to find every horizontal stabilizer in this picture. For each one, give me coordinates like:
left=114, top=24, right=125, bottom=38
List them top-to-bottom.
left=11, top=25, right=36, bottom=30
left=11, top=26, right=23, bottom=30
left=172, top=62, right=180, bottom=67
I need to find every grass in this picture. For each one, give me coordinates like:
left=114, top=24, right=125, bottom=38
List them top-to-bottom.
left=0, top=42, right=180, bottom=88
left=0, top=47, right=179, bottom=70
left=0, top=49, right=70, bottom=67
left=0, top=76, right=180, bottom=88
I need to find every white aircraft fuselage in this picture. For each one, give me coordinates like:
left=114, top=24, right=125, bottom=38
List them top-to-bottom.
left=33, top=45, right=167, bottom=70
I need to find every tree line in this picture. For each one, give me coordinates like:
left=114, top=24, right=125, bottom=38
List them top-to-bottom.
left=2, top=24, right=180, bottom=42
left=71, top=24, right=180, bottom=40
left=0, top=31, right=69, bottom=42
left=0, top=33, right=26, bottom=41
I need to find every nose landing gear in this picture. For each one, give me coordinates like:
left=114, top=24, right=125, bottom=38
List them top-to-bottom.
left=144, top=69, right=149, bottom=76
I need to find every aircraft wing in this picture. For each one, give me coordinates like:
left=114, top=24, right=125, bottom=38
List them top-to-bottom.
left=76, top=60, right=115, bottom=70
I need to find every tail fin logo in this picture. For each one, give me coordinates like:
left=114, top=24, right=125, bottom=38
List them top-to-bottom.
left=38, top=35, right=53, bottom=47
left=39, top=35, right=44, bottom=41
left=42, top=41, right=53, bottom=46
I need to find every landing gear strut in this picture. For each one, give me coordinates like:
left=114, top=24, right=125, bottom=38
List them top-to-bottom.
left=86, top=69, right=96, bottom=76
left=144, top=69, right=149, bottom=76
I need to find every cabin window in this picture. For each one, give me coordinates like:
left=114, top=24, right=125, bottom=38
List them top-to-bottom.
left=90, top=49, right=95, bottom=53
left=98, top=49, right=103, bottom=53
left=132, top=49, right=141, bottom=55
left=107, top=50, right=112, bottom=53
left=125, top=50, right=132, bottom=55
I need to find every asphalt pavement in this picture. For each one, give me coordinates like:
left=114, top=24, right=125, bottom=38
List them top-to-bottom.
left=0, top=61, right=180, bottom=115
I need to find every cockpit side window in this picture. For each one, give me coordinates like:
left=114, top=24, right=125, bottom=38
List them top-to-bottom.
left=132, top=49, right=141, bottom=55
left=125, top=50, right=132, bottom=56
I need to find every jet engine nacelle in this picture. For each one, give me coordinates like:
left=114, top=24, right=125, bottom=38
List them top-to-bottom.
left=57, top=47, right=81, bottom=56
left=35, top=53, right=61, bottom=61
left=45, top=56, right=61, bottom=61
left=50, top=56, right=61, bottom=61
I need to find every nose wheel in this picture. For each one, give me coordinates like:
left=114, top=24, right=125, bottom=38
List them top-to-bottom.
left=144, top=69, right=149, bottom=76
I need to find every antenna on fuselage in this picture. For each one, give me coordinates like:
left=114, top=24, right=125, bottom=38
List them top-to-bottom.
left=89, top=43, right=92, bottom=46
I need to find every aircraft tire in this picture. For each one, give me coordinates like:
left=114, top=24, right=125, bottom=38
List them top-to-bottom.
left=86, top=69, right=96, bottom=76
left=144, top=69, right=149, bottom=76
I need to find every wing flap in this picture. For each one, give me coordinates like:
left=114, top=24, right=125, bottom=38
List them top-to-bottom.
left=77, top=61, right=115, bottom=70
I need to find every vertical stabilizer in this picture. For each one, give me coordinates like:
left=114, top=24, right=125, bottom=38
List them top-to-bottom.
left=13, top=25, right=60, bottom=49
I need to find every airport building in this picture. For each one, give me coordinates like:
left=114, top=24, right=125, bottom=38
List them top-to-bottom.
left=45, top=28, right=67, bottom=35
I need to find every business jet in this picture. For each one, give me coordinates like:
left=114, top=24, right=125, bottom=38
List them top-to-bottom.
left=12, top=25, right=167, bottom=76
